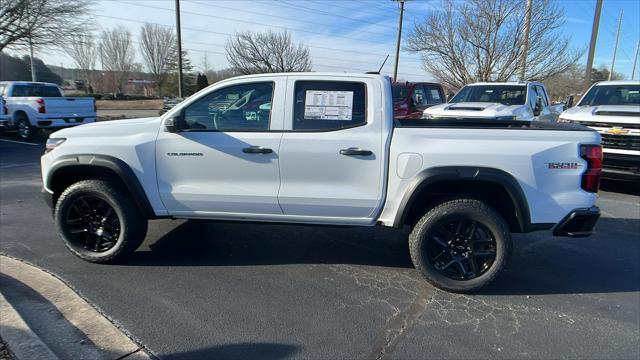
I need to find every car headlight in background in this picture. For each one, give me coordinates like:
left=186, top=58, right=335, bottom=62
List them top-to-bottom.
left=421, top=113, right=434, bottom=119
left=557, top=117, right=572, bottom=123
left=45, top=138, right=66, bottom=153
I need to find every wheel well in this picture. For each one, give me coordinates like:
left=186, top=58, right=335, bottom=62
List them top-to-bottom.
left=14, top=110, right=27, bottom=120
left=49, top=166, right=129, bottom=208
left=402, top=180, right=523, bottom=232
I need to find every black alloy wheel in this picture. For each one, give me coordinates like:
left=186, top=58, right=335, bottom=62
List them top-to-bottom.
left=64, top=195, right=121, bottom=253
left=427, top=218, right=497, bottom=280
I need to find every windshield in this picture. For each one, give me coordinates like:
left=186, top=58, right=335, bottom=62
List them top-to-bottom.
left=392, top=84, right=410, bottom=102
left=579, top=84, right=640, bottom=106
left=450, top=85, right=526, bottom=105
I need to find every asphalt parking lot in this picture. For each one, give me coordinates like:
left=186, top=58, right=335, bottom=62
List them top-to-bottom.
left=1, top=134, right=639, bottom=360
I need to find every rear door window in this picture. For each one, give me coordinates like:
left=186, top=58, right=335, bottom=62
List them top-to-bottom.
left=292, top=81, right=366, bottom=131
left=423, top=85, right=443, bottom=104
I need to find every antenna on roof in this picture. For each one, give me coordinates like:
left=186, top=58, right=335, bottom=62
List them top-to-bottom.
left=365, top=55, right=389, bottom=75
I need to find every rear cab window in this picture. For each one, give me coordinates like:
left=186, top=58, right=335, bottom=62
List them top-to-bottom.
left=292, top=81, right=366, bottom=131
left=11, top=84, right=63, bottom=97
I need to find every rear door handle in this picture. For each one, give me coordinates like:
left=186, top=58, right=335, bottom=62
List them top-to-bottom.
left=242, top=146, right=273, bottom=154
left=340, top=147, right=373, bottom=156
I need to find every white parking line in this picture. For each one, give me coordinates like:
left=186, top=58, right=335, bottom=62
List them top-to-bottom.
left=0, top=139, right=40, bottom=146
left=0, top=162, right=40, bottom=170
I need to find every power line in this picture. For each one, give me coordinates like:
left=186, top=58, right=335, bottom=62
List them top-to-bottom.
left=117, top=0, right=394, bottom=45
left=92, top=13, right=424, bottom=63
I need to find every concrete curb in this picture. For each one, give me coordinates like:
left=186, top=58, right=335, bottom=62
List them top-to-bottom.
left=0, top=255, right=150, bottom=360
left=0, top=291, right=58, bottom=360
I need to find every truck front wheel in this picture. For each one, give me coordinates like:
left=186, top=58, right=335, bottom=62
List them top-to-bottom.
left=54, top=180, right=148, bottom=263
left=409, top=198, right=512, bottom=293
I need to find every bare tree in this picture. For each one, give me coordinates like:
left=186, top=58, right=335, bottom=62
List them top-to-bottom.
left=0, top=0, right=92, bottom=51
left=406, top=0, right=582, bottom=90
left=140, top=23, right=176, bottom=96
left=99, top=26, right=135, bottom=94
left=225, top=30, right=312, bottom=74
left=63, top=33, right=97, bottom=92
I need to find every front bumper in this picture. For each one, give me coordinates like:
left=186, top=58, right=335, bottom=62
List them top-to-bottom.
left=602, top=153, right=640, bottom=181
left=43, top=187, right=54, bottom=209
left=553, top=206, right=600, bottom=237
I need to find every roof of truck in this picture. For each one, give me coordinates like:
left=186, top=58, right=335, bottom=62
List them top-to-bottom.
left=593, top=80, right=640, bottom=86
left=467, top=81, right=541, bottom=86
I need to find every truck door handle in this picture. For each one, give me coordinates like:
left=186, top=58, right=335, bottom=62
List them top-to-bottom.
left=242, top=146, right=273, bottom=154
left=340, top=148, right=373, bottom=156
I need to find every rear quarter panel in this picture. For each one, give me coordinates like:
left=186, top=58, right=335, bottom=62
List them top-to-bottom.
left=379, top=127, right=601, bottom=226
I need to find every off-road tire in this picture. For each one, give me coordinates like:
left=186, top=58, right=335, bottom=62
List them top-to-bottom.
left=54, top=180, right=148, bottom=263
left=409, top=198, right=512, bottom=293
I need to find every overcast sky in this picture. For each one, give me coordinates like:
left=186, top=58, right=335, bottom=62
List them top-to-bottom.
left=13, top=0, right=640, bottom=81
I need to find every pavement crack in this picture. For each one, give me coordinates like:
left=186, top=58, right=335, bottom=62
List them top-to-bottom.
left=368, top=285, right=433, bottom=360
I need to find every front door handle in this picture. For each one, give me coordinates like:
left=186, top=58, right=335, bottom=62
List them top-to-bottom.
left=242, top=146, right=273, bottom=154
left=340, top=147, right=373, bottom=156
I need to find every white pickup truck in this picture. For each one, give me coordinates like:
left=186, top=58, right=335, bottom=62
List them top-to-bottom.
left=41, top=73, right=602, bottom=292
left=559, top=80, right=639, bottom=181
left=0, top=81, right=97, bottom=140
left=424, top=81, right=563, bottom=122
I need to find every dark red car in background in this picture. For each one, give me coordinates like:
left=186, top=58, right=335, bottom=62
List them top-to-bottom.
left=392, top=82, right=446, bottom=119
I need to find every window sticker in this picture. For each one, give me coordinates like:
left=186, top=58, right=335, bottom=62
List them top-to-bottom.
left=430, top=89, right=441, bottom=100
left=304, top=90, right=354, bottom=120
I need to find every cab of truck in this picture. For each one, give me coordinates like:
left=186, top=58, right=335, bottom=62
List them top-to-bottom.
left=392, top=82, right=445, bottom=119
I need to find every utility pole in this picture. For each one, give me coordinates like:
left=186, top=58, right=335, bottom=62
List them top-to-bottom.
left=175, top=0, right=184, bottom=97
left=393, top=0, right=405, bottom=81
left=519, top=0, right=532, bottom=80
left=584, top=0, right=602, bottom=89
left=608, top=9, right=623, bottom=81
left=28, top=30, right=36, bottom=81
left=632, top=41, right=639, bottom=80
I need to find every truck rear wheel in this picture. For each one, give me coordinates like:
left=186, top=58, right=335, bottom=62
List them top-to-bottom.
left=15, top=114, right=36, bottom=140
left=54, top=180, right=148, bottom=263
left=409, top=198, right=512, bottom=293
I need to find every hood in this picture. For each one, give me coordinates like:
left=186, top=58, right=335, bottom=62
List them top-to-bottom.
left=424, top=102, right=532, bottom=120
left=561, top=105, right=640, bottom=125
left=51, top=117, right=161, bottom=138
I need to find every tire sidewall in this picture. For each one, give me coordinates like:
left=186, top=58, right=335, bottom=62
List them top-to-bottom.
left=55, top=185, right=128, bottom=262
left=412, top=201, right=511, bottom=292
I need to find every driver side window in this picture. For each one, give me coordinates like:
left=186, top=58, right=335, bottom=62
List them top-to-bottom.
left=182, top=82, right=273, bottom=131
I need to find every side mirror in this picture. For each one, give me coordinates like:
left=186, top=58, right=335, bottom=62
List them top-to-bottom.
left=567, top=95, right=574, bottom=109
left=533, top=97, right=542, bottom=116
left=165, top=113, right=182, bottom=133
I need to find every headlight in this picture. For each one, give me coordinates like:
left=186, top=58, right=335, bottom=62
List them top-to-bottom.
left=422, top=113, right=433, bottom=119
left=557, top=116, right=572, bottom=123
left=45, top=138, right=66, bottom=153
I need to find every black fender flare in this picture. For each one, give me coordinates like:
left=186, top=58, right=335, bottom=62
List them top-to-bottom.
left=46, top=154, right=157, bottom=219
left=393, top=166, right=537, bottom=232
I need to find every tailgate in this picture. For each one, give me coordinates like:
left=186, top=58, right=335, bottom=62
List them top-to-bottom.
left=42, top=97, right=95, bottom=117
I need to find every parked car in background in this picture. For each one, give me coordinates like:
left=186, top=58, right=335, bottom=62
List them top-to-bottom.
left=42, top=72, right=602, bottom=293
left=559, top=80, right=640, bottom=181
left=0, top=81, right=97, bottom=140
left=423, top=81, right=563, bottom=122
left=392, top=82, right=445, bottom=119
left=0, top=95, right=8, bottom=129
left=159, top=96, right=184, bottom=115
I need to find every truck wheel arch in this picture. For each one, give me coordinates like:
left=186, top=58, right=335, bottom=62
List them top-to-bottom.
left=46, top=154, right=157, bottom=219
left=393, top=166, right=540, bottom=233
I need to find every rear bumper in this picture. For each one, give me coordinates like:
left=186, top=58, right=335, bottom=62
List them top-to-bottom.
left=35, top=117, right=96, bottom=128
left=553, top=206, right=600, bottom=237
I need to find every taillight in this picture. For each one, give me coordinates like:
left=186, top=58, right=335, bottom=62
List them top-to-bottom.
left=36, top=98, right=46, bottom=113
left=580, top=144, right=602, bottom=193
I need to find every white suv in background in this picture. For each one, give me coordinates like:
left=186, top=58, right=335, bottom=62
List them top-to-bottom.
left=559, top=80, right=640, bottom=181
